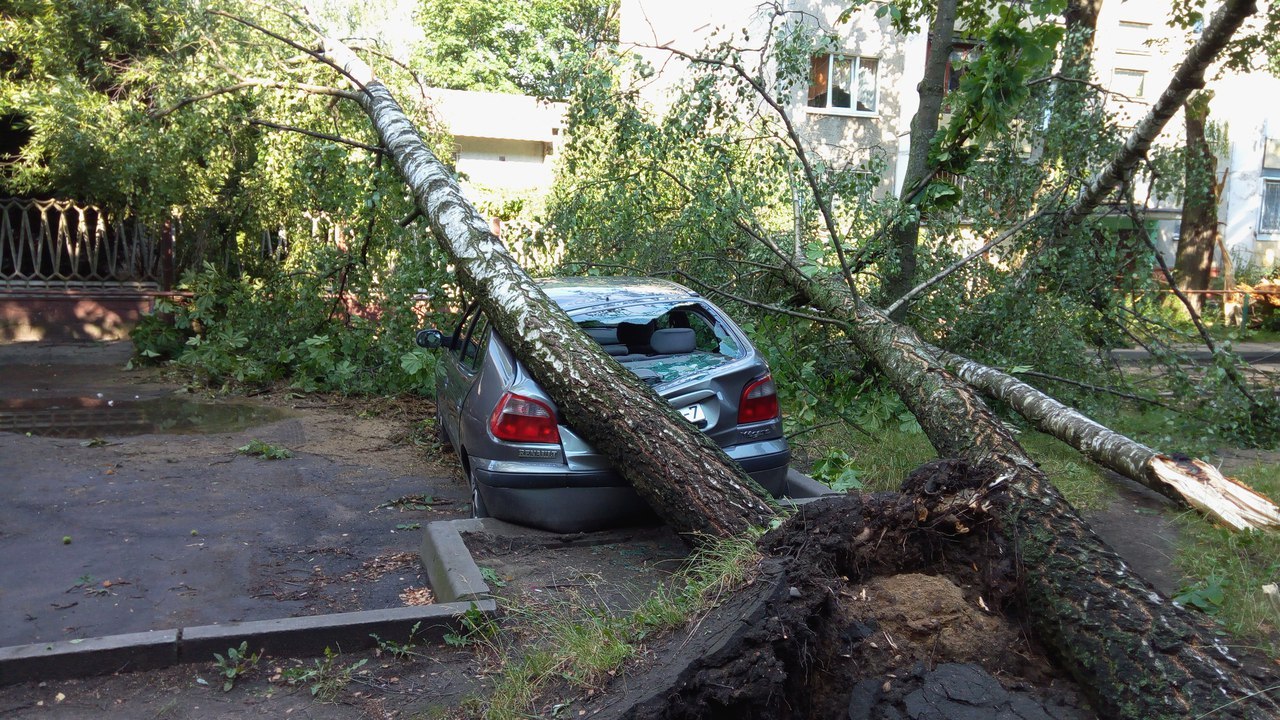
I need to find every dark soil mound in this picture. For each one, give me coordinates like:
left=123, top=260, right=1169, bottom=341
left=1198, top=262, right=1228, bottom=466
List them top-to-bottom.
left=569, top=468, right=1097, bottom=719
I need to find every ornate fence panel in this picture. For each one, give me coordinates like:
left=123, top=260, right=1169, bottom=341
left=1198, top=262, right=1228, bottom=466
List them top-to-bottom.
left=0, top=197, right=168, bottom=286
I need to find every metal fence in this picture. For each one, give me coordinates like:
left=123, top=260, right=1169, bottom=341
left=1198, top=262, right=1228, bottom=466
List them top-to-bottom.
left=0, top=197, right=169, bottom=287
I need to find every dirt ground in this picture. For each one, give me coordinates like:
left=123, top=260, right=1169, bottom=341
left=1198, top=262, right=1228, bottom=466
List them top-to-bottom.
left=0, top=341, right=1271, bottom=718
left=0, top=342, right=691, bottom=718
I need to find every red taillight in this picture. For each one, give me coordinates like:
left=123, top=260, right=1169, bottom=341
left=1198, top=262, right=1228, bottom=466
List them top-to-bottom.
left=738, top=374, right=779, bottom=424
left=489, top=392, right=561, bottom=444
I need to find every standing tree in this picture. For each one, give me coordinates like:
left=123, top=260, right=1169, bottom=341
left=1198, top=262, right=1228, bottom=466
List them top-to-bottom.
left=877, top=0, right=959, bottom=314
left=1173, top=90, right=1221, bottom=314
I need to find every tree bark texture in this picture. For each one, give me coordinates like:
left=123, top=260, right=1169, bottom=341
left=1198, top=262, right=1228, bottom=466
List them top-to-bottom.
left=882, top=0, right=959, bottom=314
left=1057, top=0, right=1256, bottom=233
left=323, top=41, right=775, bottom=538
left=1174, top=91, right=1219, bottom=314
left=935, top=346, right=1280, bottom=531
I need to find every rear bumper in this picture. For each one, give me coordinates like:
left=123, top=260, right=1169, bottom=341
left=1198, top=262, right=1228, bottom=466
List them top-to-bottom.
left=472, top=439, right=791, bottom=533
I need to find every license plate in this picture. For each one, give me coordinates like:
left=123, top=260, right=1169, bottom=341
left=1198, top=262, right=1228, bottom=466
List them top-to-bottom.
left=679, top=404, right=706, bottom=424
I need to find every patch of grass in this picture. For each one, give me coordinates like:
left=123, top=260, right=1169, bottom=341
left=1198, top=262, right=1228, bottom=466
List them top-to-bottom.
left=1100, top=405, right=1223, bottom=458
left=790, top=419, right=935, bottom=493
left=1018, top=432, right=1116, bottom=511
left=236, top=439, right=293, bottom=460
left=1172, top=462, right=1280, bottom=658
left=464, top=534, right=761, bottom=720
left=372, top=621, right=427, bottom=660
left=277, top=647, right=368, bottom=701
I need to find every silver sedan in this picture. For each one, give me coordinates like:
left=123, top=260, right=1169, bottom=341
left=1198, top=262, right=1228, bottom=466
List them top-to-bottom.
left=418, top=277, right=790, bottom=533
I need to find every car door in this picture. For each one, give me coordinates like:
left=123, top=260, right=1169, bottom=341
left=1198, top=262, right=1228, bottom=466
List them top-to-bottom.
left=438, top=303, right=491, bottom=445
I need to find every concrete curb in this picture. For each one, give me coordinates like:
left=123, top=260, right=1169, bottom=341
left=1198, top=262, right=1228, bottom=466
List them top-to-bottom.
left=783, top=469, right=839, bottom=502
left=1, top=476, right=832, bottom=686
left=420, top=518, right=492, bottom=603
left=0, top=523, right=498, bottom=686
left=0, top=601, right=496, bottom=686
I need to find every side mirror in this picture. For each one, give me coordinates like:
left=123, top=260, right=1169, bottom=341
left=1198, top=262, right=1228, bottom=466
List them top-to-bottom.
left=416, top=328, right=446, bottom=349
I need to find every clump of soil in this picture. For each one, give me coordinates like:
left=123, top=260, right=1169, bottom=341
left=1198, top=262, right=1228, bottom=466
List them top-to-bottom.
left=570, top=476, right=1094, bottom=720
left=828, top=573, right=1089, bottom=719
left=838, top=573, right=1028, bottom=677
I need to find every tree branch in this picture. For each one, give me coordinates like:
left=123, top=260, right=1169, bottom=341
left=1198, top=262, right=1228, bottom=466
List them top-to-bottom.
left=1056, top=0, right=1257, bottom=231
left=208, top=9, right=368, bottom=93
left=649, top=43, right=860, bottom=297
left=150, top=80, right=356, bottom=119
left=248, top=118, right=384, bottom=153
left=1129, top=205, right=1265, bottom=409
left=885, top=207, right=1051, bottom=316
left=671, top=270, right=849, bottom=327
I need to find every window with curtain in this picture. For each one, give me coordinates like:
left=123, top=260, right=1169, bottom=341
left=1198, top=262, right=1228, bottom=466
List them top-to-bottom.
left=808, top=54, right=879, bottom=113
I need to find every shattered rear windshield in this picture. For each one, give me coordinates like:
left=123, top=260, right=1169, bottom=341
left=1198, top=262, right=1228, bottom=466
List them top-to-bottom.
left=571, top=301, right=744, bottom=384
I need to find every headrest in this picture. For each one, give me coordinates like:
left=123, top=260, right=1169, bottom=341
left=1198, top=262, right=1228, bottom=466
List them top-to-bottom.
left=616, top=320, right=655, bottom=347
left=584, top=326, right=618, bottom=344
left=650, top=328, right=696, bottom=354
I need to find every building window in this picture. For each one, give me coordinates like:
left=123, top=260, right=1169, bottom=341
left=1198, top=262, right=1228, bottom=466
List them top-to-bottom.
left=1116, top=21, right=1152, bottom=55
left=944, top=45, right=979, bottom=93
left=808, top=54, right=879, bottom=113
left=1111, top=68, right=1146, bottom=98
left=1264, top=138, right=1280, bottom=170
left=1262, top=181, right=1280, bottom=233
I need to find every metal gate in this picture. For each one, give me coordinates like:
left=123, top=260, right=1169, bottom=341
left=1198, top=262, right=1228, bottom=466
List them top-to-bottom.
left=0, top=197, right=168, bottom=287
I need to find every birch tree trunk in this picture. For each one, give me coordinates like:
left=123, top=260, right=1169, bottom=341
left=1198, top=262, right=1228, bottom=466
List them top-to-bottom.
left=321, top=40, right=775, bottom=538
left=933, top=346, right=1280, bottom=531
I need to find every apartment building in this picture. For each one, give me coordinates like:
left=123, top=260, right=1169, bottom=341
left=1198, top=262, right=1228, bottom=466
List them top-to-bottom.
left=620, top=0, right=1279, bottom=269
left=1092, top=0, right=1280, bottom=269
left=425, top=88, right=567, bottom=193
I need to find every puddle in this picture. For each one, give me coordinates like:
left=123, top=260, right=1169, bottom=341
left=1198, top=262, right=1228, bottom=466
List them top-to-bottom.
left=0, top=396, right=291, bottom=438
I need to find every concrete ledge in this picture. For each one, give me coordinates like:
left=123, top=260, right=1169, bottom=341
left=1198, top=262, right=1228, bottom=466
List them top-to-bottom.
left=783, top=469, right=839, bottom=502
left=420, top=518, right=491, bottom=603
left=0, top=524, right=502, bottom=686
left=0, top=601, right=501, bottom=686
left=180, top=601, right=494, bottom=661
left=0, top=629, right=178, bottom=685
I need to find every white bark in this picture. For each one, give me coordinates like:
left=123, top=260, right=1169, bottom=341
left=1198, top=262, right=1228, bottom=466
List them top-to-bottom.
left=937, top=348, right=1280, bottom=531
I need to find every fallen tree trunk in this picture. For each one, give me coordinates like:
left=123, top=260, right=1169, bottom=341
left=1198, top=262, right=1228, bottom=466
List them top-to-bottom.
left=318, top=39, right=774, bottom=538
left=933, top=346, right=1280, bottom=532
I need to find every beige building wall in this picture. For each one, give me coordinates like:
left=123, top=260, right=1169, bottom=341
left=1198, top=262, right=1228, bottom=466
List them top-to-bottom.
left=619, top=0, right=915, bottom=193
left=786, top=2, right=912, bottom=193
left=424, top=89, right=566, bottom=192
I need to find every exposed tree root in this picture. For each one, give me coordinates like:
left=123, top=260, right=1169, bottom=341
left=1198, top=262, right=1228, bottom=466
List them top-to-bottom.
left=573, top=462, right=1280, bottom=720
